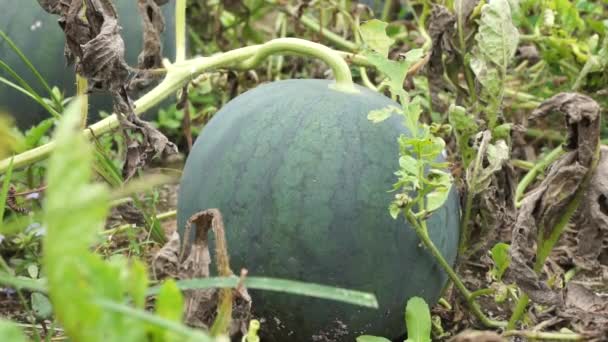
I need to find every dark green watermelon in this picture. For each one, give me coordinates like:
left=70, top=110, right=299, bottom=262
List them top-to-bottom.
left=0, top=0, right=175, bottom=129
left=177, top=79, right=460, bottom=341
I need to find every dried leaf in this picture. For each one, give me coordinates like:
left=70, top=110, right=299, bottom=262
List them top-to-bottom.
left=129, top=0, right=167, bottom=90
left=474, top=0, right=519, bottom=71
left=427, top=5, right=457, bottom=112
left=510, top=93, right=601, bottom=306
left=466, top=131, right=509, bottom=195
left=573, top=146, right=608, bottom=270
left=152, top=209, right=251, bottom=337
left=558, top=283, right=608, bottom=340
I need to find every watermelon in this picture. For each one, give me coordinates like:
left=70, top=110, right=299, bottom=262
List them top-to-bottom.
left=0, top=0, right=175, bottom=129
left=177, top=79, right=460, bottom=341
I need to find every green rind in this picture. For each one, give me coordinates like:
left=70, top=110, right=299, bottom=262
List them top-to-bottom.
left=0, top=1, right=175, bottom=128
left=177, top=79, right=459, bottom=341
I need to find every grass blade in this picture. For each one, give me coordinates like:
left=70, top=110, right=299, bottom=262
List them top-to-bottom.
left=0, top=30, right=61, bottom=108
left=0, top=76, right=61, bottom=119
left=148, top=276, right=379, bottom=309
left=95, top=298, right=217, bottom=342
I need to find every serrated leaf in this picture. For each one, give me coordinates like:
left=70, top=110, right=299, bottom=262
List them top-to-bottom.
left=475, top=0, right=519, bottom=70
left=360, top=19, right=394, bottom=57
left=365, top=52, right=410, bottom=95
left=368, top=105, right=400, bottom=123
left=448, top=105, right=479, bottom=168
left=425, top=170, right=453, bottom=213
left=490, top=242, right=510, bottom=280
left=405, top=297, right=431, bottom=342
left=357, top=336, right=391, bottom=342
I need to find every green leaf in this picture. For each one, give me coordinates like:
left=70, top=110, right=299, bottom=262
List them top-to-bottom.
left=475, top=0, right=519, bottom=70
left=552, top=0, right=585, bottom=33
left=359, top=19, right=394, bottom=57
left=365, top=52, right=410, bottom=96
left=367, top=105, right=400, bottom=123
left=448, top=105, right=479, bottom=168
left=24, top=118, right=54, bottom=149
left=425, top=170, right=453, bottom=213
left=389, top=202, right=402, bottom=219
left=490, top=242, right=510, bottom=280
left=148, top=277, right=379, bottom=309
left=152, top=279, right=184, bottom=342
left=31, top=292, right=52, bottom=320
left=405, top=297, right=431, bottom=342
left=94, top=299, right=216, bottom=342
left=0, top=320, right=28, bottom=342
left=356, top=336, right=391, bottom=342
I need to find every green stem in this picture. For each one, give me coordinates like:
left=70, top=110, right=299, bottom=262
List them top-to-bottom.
left=175, top=0, right=187, bottom=62
left=380, top=0, right=393, bottom=22
left=0, top=38, right=364, bottom=173
left=236, top=38, right=357, bottom=93
left=76, top=74, right=88, bottom=129
left=515, top=146, right=565, bottom=208
left=511, top=159, right=534, bottom=170
left=458, top=189, right=474, bottom=255
left=406, top=212, right=506, bottom=328
left=469, top=288, right=495, bottom=300
left=503, top=330, right=584, bottom=340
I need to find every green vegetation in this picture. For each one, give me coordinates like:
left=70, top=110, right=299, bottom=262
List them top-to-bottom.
left=0, top=0, right=606, bottom=341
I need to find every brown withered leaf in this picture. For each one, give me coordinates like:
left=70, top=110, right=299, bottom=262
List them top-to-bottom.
left=38, top=0, right=177, bottom=180
left=129, top=0, right=167, bottom=90
left=427, top=5, right=456, bottom=113
left=510, top=93, right=601, bottom=306
left=574, top=146, right=608, bottom=270
left=152, top=209, right=251, bottom=337
left=558, top=283, right=608, bottom=341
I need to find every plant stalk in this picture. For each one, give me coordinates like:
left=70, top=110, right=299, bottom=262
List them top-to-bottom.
left=406, top=212, right=506, bottom=328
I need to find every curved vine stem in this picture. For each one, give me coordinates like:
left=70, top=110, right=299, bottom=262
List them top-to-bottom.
left=0, top=38, right=364, bottom=173
left=236, top=38, right=357, bottom=93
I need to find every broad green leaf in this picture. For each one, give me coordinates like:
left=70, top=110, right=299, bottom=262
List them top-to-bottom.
left=475, top=0, right=519, bottom=70
left=360, top=19, right=394, bottom=57
left=365, top=52, right=410, bottom=95
left=367, top=105, right=400, bottom=123
left=448, top=105, right=479, bottom=168
left=399, top=155, right=420, bottom=176
left=425, top=170, right=453, bottom=213
left=490, top=242, right=510, bottom=280
left=128, top=260, right=149, bottom=309
left=148, top=277, right=379, bottom=309
left=152, top=279, right=184, bottom=342
left=31, top=292, right=52, bottom=320
left=405, top=297, right=431, bottom=342
left=0, top=320, right=28, bottom=342
left=357, top=336, right=391, bottom=342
